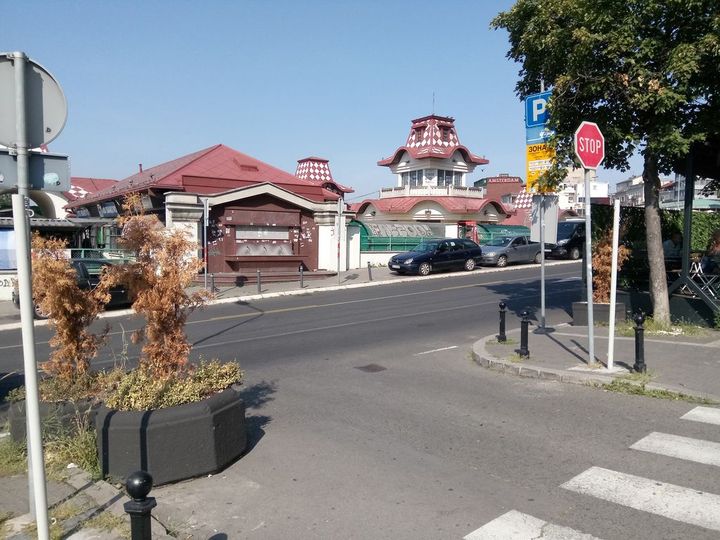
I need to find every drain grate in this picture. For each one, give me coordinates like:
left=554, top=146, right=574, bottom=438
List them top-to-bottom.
left=354, top=363, right=387, bottom=373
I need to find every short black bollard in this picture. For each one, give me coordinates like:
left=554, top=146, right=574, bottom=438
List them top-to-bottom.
left=367, top=261, right=373, bottom=281
left=299, top=264, right=304, bottom=288
left=256, top=269, right=262, bottom=294
left=497, top=301, right=507, bottom=343
left=518, top=310, right=530, bottom=358
left=633, top=311, right=646, bottom=373
left=124, top=471, right=157, bottom=540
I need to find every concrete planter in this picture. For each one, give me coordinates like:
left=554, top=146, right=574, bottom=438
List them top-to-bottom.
left=571, top=301, right=626, bottom=326
left=96, top=385, right=246, bottom=486
left=8, top=398, right=98, bottom=441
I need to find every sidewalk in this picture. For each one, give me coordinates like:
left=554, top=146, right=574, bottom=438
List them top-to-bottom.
left=473, top=324, right=720, bottom=402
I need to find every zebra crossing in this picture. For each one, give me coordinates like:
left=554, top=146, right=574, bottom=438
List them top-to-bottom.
left=464, top=405, right=720, bottom=539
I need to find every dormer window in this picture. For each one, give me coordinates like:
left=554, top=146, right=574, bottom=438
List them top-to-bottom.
left=440, top=127, right=451, bottom=142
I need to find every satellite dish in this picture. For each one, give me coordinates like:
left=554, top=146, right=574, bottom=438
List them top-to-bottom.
left=0, top=53, right=68, bottom=149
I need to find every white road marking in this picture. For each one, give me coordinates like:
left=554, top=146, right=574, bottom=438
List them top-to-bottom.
left=414, top=346, right=458, bottom=356
left=681, top=406, right=720, bottom=426
left=631, top=432, right=720, bottom=467
left=562, top=466, right=720, bottom=531
left=464, top=510, right=601, bottom=539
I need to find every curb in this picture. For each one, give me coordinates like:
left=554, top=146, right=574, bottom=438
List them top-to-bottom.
left=471, top=331, right=720, bottom=403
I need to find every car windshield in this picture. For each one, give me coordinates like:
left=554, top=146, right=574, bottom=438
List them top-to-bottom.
left=557, top=222, right=580, bottom=240
left=486, top=237, right=512, bottom=247
left=410, top=241, right=439, bottom=253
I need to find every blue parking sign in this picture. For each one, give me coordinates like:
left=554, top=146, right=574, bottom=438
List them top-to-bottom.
left=525, top=91, right=552, bottom=128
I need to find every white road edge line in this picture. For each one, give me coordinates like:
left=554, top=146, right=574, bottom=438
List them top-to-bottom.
left=414, top=346, right=458, bottom=356
left=681, top=406, right=720, bottom=426
left=630, top=432, right=720, bottom=467
left=561, top=466, right=720, bottom=531
left=464, top=509, right=601, bottom=539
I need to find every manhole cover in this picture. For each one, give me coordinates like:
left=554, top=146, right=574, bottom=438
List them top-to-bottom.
left=355, top=363, right=387, bottom=373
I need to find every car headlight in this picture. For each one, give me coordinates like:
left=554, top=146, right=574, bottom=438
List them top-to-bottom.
left=556, top=239, right=569, bottom=246
left=484, top=252, right=496, bottom=257
left=404, top=258, right=413, bottom=264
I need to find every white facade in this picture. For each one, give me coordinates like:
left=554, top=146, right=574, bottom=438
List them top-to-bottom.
left=556, top=168, right=609, bottom=212
left=614, top=176, right=645, bottom=206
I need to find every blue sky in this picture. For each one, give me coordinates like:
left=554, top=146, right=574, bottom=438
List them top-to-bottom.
left=3, top=0, right=642, bottom=200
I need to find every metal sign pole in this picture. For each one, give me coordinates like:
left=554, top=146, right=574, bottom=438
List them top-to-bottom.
left=12, top=51, right=50, bottom=540
left=584, top=167, right=595, bottom=364
left=539, top=193, right=546, bottom=329
left=337, top=197, right=342, bottom=285
left=202, top=198, right=209, bottom=290
left=607, top=199, right=621, bottom=370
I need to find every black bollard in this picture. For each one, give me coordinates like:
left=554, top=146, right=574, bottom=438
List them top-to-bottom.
left=367, top=261, right=373, bottom=281
left=299, top=264, right=304, bottom=288
left=257, top=269, right=262, bottom=294
left=497, top=301, right=507, bottom=343
left=518, top=310, right=530, bottom=358
left=633, top=311, right=646, bottom=373
left=124, top=471, right=157, bottom=540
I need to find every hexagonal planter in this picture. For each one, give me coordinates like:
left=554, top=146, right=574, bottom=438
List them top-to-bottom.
left=96, top=385, right=246, bottom=486
left=8, top=398, right=98, bottom=441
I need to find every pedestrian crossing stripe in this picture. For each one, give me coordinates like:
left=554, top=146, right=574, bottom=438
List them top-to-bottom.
left=681, top=406, right=720, bottom=426
left=631, top=432, right=720, bottom=467
left=561, top=466, right=720, bottom=532
left=463, top=510, right=601, bottom=539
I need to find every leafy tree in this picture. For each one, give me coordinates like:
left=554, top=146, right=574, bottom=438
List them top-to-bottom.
left=492, top=0, right=720, bottom=325
left=101, top=194, right=211, bottom=378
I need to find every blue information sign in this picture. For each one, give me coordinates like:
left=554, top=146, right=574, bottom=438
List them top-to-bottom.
left=525, top=91, right=552, bottom=128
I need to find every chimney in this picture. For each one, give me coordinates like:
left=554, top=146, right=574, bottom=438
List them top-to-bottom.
left=139, top=163, right=143, bottom=173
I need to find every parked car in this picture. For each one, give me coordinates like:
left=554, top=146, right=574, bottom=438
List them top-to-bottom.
left=546, top=219, right=585, bottom=260
left=479, top=235, right=541, bottom=267
left=388, top=238, right=483, bottom=276
left=12, top=259, right=132, bottom=319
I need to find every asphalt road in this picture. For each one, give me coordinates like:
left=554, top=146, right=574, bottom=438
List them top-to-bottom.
left=4, top=263, right=720, bottom=539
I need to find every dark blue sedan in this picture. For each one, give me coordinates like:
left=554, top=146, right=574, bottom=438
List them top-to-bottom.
left=388, top=238, right=483, bottom=276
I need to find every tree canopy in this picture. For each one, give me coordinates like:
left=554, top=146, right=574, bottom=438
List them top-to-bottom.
left=492, top=0, right=720, bottom=189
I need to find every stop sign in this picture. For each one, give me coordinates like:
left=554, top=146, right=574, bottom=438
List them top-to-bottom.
left=574, top=121, right=605, bottom=169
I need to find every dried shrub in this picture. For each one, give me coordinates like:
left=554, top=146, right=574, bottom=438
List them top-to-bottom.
left=100, top=194, right=211, bottom=378
left=592, top=229, right=631, bottom=303
left=31, top=234, right=110, bottom=383
left=103, top=360, right=242, bottom=411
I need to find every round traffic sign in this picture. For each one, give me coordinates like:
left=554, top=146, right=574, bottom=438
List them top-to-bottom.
left=0, top=52, right=67, bottom=148
left=574, top=121, right=605, bottom=169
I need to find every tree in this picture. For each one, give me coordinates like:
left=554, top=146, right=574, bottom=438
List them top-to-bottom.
left=492, top=0, right=720, bottom=325
left=101, top=194, right=211, bottom=378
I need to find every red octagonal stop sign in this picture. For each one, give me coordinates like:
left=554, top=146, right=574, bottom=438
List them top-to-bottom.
left=574, top=121, right=605, bottom=169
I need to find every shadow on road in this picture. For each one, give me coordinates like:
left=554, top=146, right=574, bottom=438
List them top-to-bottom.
left=238, top=380, right=277, bottom=456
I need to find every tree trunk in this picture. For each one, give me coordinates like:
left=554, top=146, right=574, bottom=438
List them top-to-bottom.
left=643, top=152, right=671, bottom=325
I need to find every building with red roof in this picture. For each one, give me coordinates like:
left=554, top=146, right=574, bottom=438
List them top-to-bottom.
left=351, top=115, right=525, bottom=263
left=65, top=144, right=350, bottom=273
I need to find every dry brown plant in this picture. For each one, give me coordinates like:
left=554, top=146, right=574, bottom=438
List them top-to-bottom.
left=101, top=194, right=211, bottom=378
left=592, top=229, right=631, bottom=304
left=31, top=234, right=111, bottom=382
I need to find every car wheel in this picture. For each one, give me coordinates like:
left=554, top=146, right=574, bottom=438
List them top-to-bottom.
left=569, top=247, right=581, bottom=260
left=533, top=251, right=542, bottom=264
left=496, top=255, right=508, bottom=268
left=464, top=259, right=476, bottom=271
left=418, top=262, right=432, bottom=276
left=33, top=301, right=49, bottom=320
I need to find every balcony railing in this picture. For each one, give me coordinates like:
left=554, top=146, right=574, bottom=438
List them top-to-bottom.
left=379, top=185, right=485, bottom=199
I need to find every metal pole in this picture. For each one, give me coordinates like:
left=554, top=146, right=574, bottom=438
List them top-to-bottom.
left=12, top=50, right=50, bottom=540
left=584, top=167, right=595, bottom=364
left=539, top=194, right=546, bottom=329
left=337, top=197, right=343, bottom=285
left=202, top=198, right=209, bottom=290
left=607, top=199, right=621, bottom=370
left=367, top=261, right=373, bottom=281
left=299, top=264, right=304, bottom=288
left=256, top=269, right=261, bottom=294
left=498, top=301, right=507, bottom=343
left=518, top=311, right=530, bottom=358
left=633, top=312, right=646, bottom=373
left=124, top=471, right=157, bottom=540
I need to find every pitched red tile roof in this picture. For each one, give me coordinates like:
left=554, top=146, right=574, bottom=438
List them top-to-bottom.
left=378, top=115, right=489, bottom=167
left=66, top=144, right=341, bottom=207
left=64, top=177, right=118, bottom=202
left=355, top=196, right=510, bottom=216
